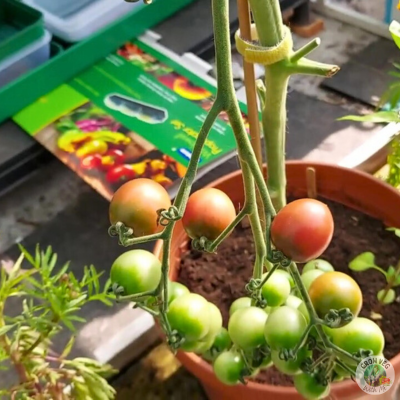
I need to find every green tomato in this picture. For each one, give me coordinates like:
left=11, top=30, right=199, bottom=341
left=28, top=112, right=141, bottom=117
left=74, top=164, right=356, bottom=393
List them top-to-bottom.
left=110, top=249, right=161, bottom=295
left=303, top=259, right=334, bottom=273
left=274, top=269, right=295, bottom=288
left=301, top=269, right=324, bottom=292
left=261, top=271, right=291, bottom=307
left=168, top=281, right=190, bottom=304
left=167, top=293, right=211, bottom=341
left=285, top=294, right=303, bottom=310
left=229, top=297, right=252, bottom=316
left=297, top=301, right=310, bottom=323
left=207, top=302, right=223, bottom=338
left=228, top=306, right=268, bottom=350
left=264, top=306, right=307, bottom=350
left=325, top=317, right=385, bottom=365
left=213, top=327, right=232, bottom=353
left=180, top=336, right=214, bottom=353
left=271, top=347, right=311, bottom=375
left=213, top=350, right=245, bottom=385
left=260, top=353, right=273, bottom=369
left=294, top=373, right=330, bottom=399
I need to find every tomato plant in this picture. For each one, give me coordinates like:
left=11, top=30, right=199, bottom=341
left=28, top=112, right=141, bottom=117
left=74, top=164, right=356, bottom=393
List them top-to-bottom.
left=109, top=178, right=171, bottom=237
left=182, top=188, right=236, bottom=240
left=270, top=199, right=334, bottom=262
left=110, top=249, right=161, bottom=295
left=261, top=271, right=291, bottom=307
left=308, top=271, right=362, bottom=324
left=167, top=293, right=211, bottom=341
left=228, top=306, right=268, bottom=350
left=264, top=306, right=307, bottom=350
left=213, top=350, right=245, bottom=385
left=294, top=373, right=330, bottom=400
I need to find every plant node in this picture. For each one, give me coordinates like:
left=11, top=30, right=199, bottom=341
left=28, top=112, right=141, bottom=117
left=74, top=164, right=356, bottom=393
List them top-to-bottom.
left=192, top=236, right=214, bottom=252
left=267, top=250, right=291, bottom=267
left=323, top=308, right=353, bottom=328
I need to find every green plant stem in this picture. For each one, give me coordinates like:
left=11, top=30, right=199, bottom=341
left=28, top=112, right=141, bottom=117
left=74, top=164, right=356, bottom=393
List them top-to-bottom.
left=290, top=39, right=320, bottom=63
left=208, top=204, right=250, bottom=251
left=118, top=232, right=164, bottom=247
left=255, top=263, right=279, bottom=289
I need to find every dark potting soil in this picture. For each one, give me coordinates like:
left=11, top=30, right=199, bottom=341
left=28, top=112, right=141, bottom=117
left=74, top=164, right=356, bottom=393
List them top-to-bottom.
left=177, top=197, right=400, bottom=387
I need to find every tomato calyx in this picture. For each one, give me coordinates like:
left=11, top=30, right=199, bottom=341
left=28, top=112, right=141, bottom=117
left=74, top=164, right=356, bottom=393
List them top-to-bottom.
left=192, top=236, right=215, bottom=253
left=324, top=307, right=354, bottom=328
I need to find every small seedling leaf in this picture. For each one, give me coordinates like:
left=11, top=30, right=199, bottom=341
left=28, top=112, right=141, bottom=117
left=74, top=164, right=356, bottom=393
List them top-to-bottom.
left=349, top=252, right=377, bottom=272
left=387, top=266, right=397, bottom=283
left=377, top=289, right=396, bottom=304
left=0, top=324, right=15, bottom=336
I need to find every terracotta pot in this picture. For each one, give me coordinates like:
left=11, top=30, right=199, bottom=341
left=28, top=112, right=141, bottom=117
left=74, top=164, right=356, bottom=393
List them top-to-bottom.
left=154, top=161, right=400, bottom=400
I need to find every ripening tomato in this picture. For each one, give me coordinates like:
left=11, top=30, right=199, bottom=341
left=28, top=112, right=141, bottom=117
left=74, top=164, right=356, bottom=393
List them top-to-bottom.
left=109, top=178, right=171, bottom=237
left=182, top=188, right=236, bottom=240
left=270, top=199, right=334, bottom=263
left=110, top=249, right=161, bottom=295
left=261, top=271, right=291, bottom=307
left=308, top=272, right=362, bottom=325
left=168, top=281, right=190, bottom=305
left=167, top=293, right=211, bottom=341
left=229, top=297, right=252, bottom=316
left=264, top=306, right=307, bottom=350
left=228, top=307, right=268, bottom=350
left=325, top=317, right=385, bottom=365
left=271, top=346, right=312, bottom=375
left=213, top=350, right=245, bottom=385
left=294, top=373, right=330, bottom=399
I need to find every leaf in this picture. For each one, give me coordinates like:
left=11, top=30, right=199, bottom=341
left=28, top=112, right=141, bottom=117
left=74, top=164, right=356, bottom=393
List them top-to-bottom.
left=390, top=20, right=400, bottom=51
left=338, top=111, right=400, bottom=123
left=18, top=245, right=35, bottom=267
left=349, top=252, right=379, bottom=272
left=386, top=266, right=397, bottom=283
left=395, top=273, right=400, bottom=287
left=377, top=289, right=396, bottom=304
left=68, top=294, right=87, bottom=308
left=370, top=311, right=383, bottom=320
left=0, top=324, right=15, bottom=336
left=61, top=335, right=76, bottom=359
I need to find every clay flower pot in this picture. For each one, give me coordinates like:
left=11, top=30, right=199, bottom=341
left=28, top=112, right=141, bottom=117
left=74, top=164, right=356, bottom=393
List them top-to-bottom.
left=154, top=161, right=400, bottom=400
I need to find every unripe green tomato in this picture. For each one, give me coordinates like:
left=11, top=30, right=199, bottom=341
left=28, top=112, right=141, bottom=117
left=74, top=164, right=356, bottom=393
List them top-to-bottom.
left=110, top=249, right=162, bottom=295
left=303, top=259, right=334, bottom=273
left=274, top=269, right=295, bottom=288
left=301, top=269, right=324, bottom=292
left=261, top=271, right=291, bottom=307
left=168, top=281, right=190, bottom=304
left=167, top=293, right=211, bottom=341
left=285, top=294, right=303, bottom=310
left=229, top=297, right=252, bottom=316
left=298, top=301, right=310, bottom=323
left=228, top=306, right=268, bottom=350
left=264, top=306, right=307, bottom=350
left=324, top=317, right=385, bottom=366
left=213, top=327, right=232, bottom=353
left=271, top=347, right=311, bottom=375
left=213, top=350, right=245, bottom=385
left=294, top=373, right=330, bottom=399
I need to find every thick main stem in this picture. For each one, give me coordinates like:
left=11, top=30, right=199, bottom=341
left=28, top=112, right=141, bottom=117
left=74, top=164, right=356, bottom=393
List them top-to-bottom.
left=262, top=67, right=289, bottom=210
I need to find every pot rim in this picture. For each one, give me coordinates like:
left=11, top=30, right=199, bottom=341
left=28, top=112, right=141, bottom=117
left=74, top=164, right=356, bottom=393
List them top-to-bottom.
left=155, top=160, right=400, bottom=394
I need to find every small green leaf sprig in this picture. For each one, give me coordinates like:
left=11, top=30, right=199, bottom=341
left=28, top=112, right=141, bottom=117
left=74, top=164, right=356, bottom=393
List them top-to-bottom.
left=0, top=245, right=116, bottom=400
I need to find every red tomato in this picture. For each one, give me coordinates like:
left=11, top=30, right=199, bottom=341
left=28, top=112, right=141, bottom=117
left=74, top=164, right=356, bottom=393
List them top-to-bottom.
left=109, top=178, right=171, bottom=237
left=182, top=188, right=236, bottom=240
left=270, top=199, right=334, bottom=262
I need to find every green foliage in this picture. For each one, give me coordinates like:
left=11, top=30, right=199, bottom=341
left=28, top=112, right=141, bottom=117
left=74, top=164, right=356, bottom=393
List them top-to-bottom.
left=349, top=230, right=400, bottom=306
left=0, top=245, right=116, bottom=399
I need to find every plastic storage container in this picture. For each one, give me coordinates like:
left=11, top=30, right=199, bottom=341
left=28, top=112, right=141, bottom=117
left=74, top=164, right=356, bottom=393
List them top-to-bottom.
left=0, top=0, right=44, bottom=62
left=22, top=0, right=143, bottom=42
left=0, top=30, right=51, bottom=87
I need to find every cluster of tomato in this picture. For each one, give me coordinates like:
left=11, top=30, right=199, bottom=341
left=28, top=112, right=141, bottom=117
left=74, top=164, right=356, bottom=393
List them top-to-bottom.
left=108, top=178, right=385, bottom=400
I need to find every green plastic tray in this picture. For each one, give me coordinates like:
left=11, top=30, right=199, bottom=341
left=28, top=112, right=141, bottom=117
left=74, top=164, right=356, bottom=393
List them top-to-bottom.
left=0, top=0, right=194, bottom=124
left=0, top=0, right=44, bottom=62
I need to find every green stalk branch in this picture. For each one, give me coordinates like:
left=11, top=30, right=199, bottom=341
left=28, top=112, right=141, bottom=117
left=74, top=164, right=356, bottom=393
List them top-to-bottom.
left=290, top=38, right=320, bottom=63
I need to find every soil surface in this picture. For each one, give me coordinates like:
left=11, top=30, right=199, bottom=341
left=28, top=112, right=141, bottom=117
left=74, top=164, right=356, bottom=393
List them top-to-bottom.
left=178, top=197, right=400, bottom=387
